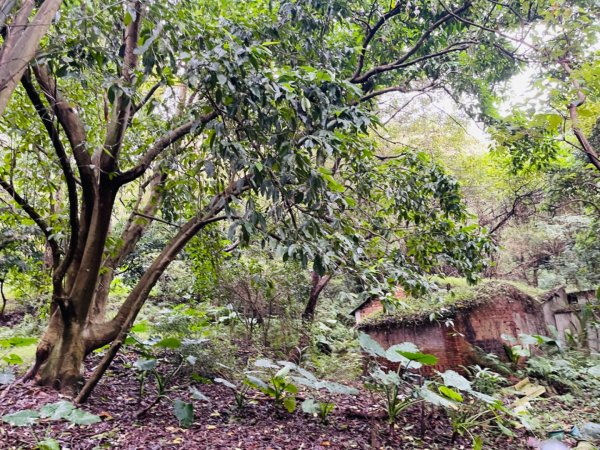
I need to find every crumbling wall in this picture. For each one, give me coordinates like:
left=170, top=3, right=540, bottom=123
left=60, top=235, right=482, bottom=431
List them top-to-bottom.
left=364, top=292, right=547, bottom=371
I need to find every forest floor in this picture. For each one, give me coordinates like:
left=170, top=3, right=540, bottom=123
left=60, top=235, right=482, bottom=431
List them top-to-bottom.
left=0, top=352, right=540, bottom=450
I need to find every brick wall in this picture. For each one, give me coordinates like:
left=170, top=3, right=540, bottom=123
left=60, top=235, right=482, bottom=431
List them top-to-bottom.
left=364, top=293, right=548, bottom=371
left=355, top=298, right=384, bottom=323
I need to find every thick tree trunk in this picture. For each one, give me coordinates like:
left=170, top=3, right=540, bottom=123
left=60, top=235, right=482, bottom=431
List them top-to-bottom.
left=37, top=320, right=86, bottom=395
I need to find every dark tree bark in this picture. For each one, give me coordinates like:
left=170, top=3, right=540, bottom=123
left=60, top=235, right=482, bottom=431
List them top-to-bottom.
left=302, top=271, right=332, bottom=322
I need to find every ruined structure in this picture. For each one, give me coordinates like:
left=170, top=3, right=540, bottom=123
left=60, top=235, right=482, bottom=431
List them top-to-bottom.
left=353, top=281, right=599, bottom=371
left=352, top=282, right=549, bottom=371
left=541, top=287, right=599, bottom=352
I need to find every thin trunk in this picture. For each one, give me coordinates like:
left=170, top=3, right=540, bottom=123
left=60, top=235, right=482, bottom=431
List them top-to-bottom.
left=90, top=173, right=165, bottom=321
left=302, top=271, right=331, bottom=322
left=289, top=272, right=332, bottom=363
left=0, top=278, right=6, bottom=316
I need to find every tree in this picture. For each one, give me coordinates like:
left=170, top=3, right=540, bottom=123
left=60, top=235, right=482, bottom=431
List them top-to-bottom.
left=0, top=0, right=550, bottom=396
left=0, top=0, right=63, bottom=115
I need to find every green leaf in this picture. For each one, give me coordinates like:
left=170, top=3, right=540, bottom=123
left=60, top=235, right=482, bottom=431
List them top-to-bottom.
left=130, top=321, right=149, bottom=333
left=358, top=332, right=385, bottom=357
left=0, top=337, right=37, bottom=348
left=155, top=337, right=182, bottom=349
left=396, top=351, right=438, bottom=366
left=2, top=353, right=23, bottom=365
left=133, top=358, right=157, bottom=371
left=254, top=358, right=278, bottom=368
left=588, top=365, right=600, bottom=377
left=441, top=370, right=472, bottom=391
left=244, top=375, right=269, bottom=392
left=214, top=377, right=236, bottom=389
left=316, top=380, right=359, bottom=395
left=283, top=382, right=298, bottom=394
left=418, top=384, right=457, bottom=409
left=438, top=386, right=463, bottom=402
left=190, top=387, right=210, bottom=402
left=283, top=396, right=296, bottom=413
left=301, top=398, right=319, bottom=414
left=173, top=399, right=194, bottom=428
left=40, top=401, right=75, bottom=420
left=65, top=408, right=101, bottom=425
left=2, top=409, right=40, bottom=426
left=473, top=435, right=483, bottom=450
left=36, top=438, right=61, bottom=450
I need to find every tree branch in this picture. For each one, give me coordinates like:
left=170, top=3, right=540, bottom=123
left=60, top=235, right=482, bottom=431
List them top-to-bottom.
left=0, top=0, right=63, bottom=116
left=99, top=0, right=143, bottom=174
left=351, top=3, right=472, bottom=84
left=352, top=3, right=403, bottom=81
left=561, top=62, right=600, bottom=172
left=33, top=65, right=95, bottom=198
left=21, top=69, right=79, bottom=284
left=132, top=81, right=162, bottom=116
left=117, top=111, right=218, bottom=184
left=0, top=177, right=60, bottom=269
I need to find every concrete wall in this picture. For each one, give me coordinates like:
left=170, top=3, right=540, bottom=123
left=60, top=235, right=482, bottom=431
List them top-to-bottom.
left=542, top=288, right=599, bottom=352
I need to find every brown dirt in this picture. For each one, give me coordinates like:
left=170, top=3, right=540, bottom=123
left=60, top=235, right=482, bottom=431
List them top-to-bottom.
left=0, top=353, right=530, bottom=449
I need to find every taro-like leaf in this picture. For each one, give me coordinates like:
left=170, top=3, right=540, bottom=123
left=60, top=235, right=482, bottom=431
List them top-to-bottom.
left=358, top=333, right=385, bottom=357
left=155, top=337, right=181, bottom=349
left=386, top=342, right=419, bottom=362
left=396, top=351, right=438, bottom=366
left=133, top=358, right=157, bottom=371
left=254, top=358, right=278, bottom=369
left=275, top=365, right=291, bottom=378
left=588, top=365, right=600, bottom=377
left=295, top=366, right=317, bottom=381
left=0, top=370, right=15, bottom=385
left=441, top=370, right=472, bottom=391
left=245, top=375, right=269, bottom=392
left=291, top=376, right=317, bottom=389
left=214, top=377, right=236, bottom=389
left=316, top=380, right=359, bottom=395
left=418, top=386, right=458, bottom=409
left=438, top=386, right=463, bottom=402
left=190, top=387, right=210, bottom=402
left=301, top=398, right=319, bottom=414
left=173, top=399, right=194, bottom=428
left=40, top=401, right=75, bottom=420
left=65, top=408, right=101, bottom=425
left=2, top=409, right=40, bottom=426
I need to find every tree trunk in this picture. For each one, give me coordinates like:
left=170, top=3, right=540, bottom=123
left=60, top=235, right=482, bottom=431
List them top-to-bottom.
left=0, top=0, right=63, bottom=116
left=289, top=271, right=332, bottom=363
left=302, top=271, right=331, bottom=322
left=0, top=278, right=6, bottom=316
left=37, top=320, right=86, bottom=395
